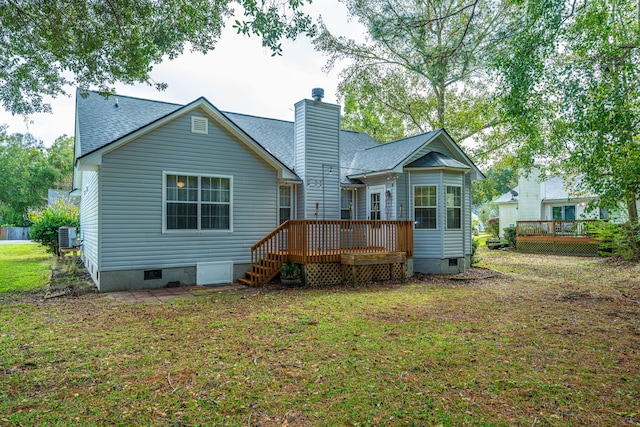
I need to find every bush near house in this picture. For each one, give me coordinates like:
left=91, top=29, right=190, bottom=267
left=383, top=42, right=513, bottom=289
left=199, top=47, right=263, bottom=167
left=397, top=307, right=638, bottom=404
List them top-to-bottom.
left=28, top=200, right=79, bottom=256
left=485, top=216, right=500, bottom=238
left=595, top=219, right=640, bottom=261
left=503, top=226, right=517, bottom=248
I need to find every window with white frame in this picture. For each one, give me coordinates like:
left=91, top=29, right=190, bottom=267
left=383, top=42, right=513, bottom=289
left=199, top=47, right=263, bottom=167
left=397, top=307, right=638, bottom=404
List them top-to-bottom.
left=165, top=173, right=231, bottom=231
left=279, top=185, right=292, bottom=224
left=414, top=185, right=437, bottom=229
left=446, top=186, right=462, bottom=229
left=341, top=189, right=353, bottom=219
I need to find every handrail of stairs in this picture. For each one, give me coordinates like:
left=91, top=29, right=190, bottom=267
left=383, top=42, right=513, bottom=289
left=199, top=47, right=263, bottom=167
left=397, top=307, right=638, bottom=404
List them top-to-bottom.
left=243, top=220, right=290, bottom=286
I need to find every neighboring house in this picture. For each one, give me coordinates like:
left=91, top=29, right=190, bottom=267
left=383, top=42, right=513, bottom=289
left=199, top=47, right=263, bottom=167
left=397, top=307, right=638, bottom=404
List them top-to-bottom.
left=73, top=89, right=484, bottom=291
left=494, top=169, right=602, bottom=237
left=48, top=189, right=75, bottom=207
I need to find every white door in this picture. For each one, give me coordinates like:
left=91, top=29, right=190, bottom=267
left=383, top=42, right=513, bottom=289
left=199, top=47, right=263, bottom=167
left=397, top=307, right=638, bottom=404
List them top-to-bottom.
left=368, top=186, right=385, bottom=220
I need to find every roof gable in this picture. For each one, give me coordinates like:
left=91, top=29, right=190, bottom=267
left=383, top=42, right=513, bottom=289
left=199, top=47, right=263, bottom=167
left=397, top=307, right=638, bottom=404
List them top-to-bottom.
left=75, top=92, right=297, bottom=180
left=348, top=129, right=483, bottom=180
left=405, top=151, right=471, bottom=170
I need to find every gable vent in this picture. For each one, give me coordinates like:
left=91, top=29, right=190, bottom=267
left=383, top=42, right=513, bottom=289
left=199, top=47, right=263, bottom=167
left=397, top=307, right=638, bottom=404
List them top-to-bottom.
left=191, top=116, right=208, bottom=134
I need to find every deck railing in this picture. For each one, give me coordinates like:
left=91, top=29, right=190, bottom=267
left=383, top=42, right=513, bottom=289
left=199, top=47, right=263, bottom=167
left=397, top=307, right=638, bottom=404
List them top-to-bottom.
left=246, top=220, right=413, bottom=286
left=285, top=220, right=414, bottom=264
left=516, top=220, right=601, bottom=238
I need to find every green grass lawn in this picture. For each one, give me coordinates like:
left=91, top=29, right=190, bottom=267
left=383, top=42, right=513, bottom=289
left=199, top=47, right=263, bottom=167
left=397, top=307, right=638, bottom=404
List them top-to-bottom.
left=0, top=244, right=638, bottom=426
left=0, top=244, right=52, bottom=293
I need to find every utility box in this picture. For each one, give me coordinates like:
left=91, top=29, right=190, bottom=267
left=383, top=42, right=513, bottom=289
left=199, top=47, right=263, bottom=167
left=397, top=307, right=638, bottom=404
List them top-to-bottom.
left=58, top=226, right=78, bottom=249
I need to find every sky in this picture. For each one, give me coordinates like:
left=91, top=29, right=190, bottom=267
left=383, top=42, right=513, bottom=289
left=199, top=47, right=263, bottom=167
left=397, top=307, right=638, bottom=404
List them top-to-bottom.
left=0, top=0, right=365, bottom=147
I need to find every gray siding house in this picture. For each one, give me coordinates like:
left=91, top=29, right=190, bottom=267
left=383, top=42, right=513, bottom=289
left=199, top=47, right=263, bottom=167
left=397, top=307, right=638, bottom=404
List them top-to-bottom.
left=73, top=89, right=484, bottom=291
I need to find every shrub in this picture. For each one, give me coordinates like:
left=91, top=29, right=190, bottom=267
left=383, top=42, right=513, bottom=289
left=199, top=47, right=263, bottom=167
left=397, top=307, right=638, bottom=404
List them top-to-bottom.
left=28, top=200, right=79, bottom=255
left=486, top=216, right=500, bottom=238
left=472, top=219, right=480, bottom=236
left=595, top=220, right=640, bottom=261
left=503, top=226, right=517, bottom=248
left=471, top=238, right=480, bottom=264
left=280, top=262, right=301, bottom=277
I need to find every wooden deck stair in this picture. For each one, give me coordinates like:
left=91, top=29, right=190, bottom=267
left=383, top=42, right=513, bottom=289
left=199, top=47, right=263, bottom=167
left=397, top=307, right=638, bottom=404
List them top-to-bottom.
left=237, top=251, right=287, bottom=286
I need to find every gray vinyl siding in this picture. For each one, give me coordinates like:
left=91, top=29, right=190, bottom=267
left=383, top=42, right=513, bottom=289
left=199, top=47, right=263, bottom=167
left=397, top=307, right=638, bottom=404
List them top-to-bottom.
left=294, top=100, right=340, bottom=220
left=98, top=109, right=279, bottom=271
left=80, top=168, right=100, bottom=278
left=409, top=171, right=443, bottom=259
left=443, top=172, right=464, bottom=258
left=396, top=173, right=409, bottom=220
left=464, top=173, right=472, bottom=255
left=356, top=186, right=367, bottom=220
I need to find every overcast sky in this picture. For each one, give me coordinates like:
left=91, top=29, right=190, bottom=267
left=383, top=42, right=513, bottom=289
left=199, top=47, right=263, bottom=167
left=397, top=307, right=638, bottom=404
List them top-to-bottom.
left=0, top=0, right=365, bottom=147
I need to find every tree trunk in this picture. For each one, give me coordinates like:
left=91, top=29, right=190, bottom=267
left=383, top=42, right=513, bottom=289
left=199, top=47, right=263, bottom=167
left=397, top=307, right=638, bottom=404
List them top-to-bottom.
left=627, top=193, right=638, bottom=222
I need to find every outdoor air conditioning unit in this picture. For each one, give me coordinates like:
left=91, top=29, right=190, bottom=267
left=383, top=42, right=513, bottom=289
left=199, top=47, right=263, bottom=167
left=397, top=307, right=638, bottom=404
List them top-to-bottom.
left=58, top=226, right=78, bottom=249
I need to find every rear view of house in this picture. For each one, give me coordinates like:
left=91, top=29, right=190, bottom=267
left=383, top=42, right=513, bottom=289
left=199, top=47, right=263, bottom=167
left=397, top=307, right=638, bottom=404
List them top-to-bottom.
left=73, top=89, right=483, bottom=291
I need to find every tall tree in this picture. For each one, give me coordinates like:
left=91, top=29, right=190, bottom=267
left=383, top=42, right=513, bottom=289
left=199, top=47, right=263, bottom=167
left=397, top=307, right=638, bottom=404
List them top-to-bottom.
left=0, top=0, right=315, bottom=115
left=314, top=0, right=511, bottom=142
left=494, top=0, right=640, bottom=220
left=0, top=129, right=73, bottom=225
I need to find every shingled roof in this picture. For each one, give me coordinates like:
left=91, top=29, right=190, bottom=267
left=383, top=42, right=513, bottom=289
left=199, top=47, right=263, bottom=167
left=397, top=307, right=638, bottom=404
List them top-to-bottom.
left=76, top=91, right=478, bottom=183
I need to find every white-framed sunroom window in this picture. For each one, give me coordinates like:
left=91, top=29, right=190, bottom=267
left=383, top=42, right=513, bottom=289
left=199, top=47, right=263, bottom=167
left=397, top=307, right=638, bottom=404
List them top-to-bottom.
left=164, top=172, right=232, bottom=232
left=414, top=185, right=437, bottom=229
left=446, top=185, right=462, bottom=229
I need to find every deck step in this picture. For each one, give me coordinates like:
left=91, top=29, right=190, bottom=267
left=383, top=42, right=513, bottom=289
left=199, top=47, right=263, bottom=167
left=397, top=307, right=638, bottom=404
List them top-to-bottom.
left=237, top=277, right=254, bottom=286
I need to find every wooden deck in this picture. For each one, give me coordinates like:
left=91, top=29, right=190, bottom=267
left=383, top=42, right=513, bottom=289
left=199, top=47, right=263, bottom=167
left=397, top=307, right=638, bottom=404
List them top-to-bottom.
left=240, top=220, right=414, bottom=286
left=516, top=220, right=603, bottom=256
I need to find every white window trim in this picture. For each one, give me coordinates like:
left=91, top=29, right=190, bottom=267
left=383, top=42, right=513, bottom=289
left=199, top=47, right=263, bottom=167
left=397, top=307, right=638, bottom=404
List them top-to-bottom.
left=162, top=171, right=233, bottom=233
left=278, top=184, right=294, bottom=224
left=413, top=184, right=438, bottom=230
left=445, top=185, right=462, bottom=230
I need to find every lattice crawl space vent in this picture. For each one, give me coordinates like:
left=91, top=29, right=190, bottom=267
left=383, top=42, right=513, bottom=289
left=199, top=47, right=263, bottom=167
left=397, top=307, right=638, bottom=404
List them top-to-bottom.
left=191, top=116, right=208, bottom=134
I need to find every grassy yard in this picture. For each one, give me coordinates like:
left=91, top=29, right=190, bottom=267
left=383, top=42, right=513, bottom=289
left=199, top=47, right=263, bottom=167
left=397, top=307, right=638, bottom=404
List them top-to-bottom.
left=0, top=244, right=638, bottom=426
left=0, top=244, right=53, bottom=293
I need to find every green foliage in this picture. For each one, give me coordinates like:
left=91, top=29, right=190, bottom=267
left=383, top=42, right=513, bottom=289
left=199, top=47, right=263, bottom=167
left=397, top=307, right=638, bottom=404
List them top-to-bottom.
left=1, top=0, right=315, bottom=114
left=314, top=0, right=510, bottom=143
left=493, top=0, right=640, bottom=221
left=0, top=129, right=73, bottom=225
left=472, top=164, right=517, bottom=206
left=28, top=200, right=79, bottom=256
left=477, top=200, right=498, bottom=226
left=486, top=216, right=500, bottom=238
left=472, top=219, right=480, bottom=236
left=595, top=220, right=640, bottom=261
left=503, top=226, right=517, bottom=248
left=471, top=238, right=480, bottom=264
left=280, top=262, right=301, bottom=277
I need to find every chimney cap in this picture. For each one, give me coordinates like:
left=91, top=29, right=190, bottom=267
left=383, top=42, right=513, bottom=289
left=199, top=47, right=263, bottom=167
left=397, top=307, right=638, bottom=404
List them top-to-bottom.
left=311, top=88, right=324, bottom=102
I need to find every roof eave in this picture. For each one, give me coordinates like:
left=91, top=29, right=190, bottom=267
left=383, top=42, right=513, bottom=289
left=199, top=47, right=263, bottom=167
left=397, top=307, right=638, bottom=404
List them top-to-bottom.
left=404, top=166, right=470, bottom=172
left=347, top=168, right=398, bottom=180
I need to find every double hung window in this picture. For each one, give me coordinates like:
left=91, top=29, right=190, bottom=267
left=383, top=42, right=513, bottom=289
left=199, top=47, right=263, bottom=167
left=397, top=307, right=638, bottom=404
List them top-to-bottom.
left=165, top=173, right=231, bottom=231
left=414, top=185, right=437, bottom=229
left=279, top=186, right=292, bottom=224
left=446, top=186, right=462, bottom=229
